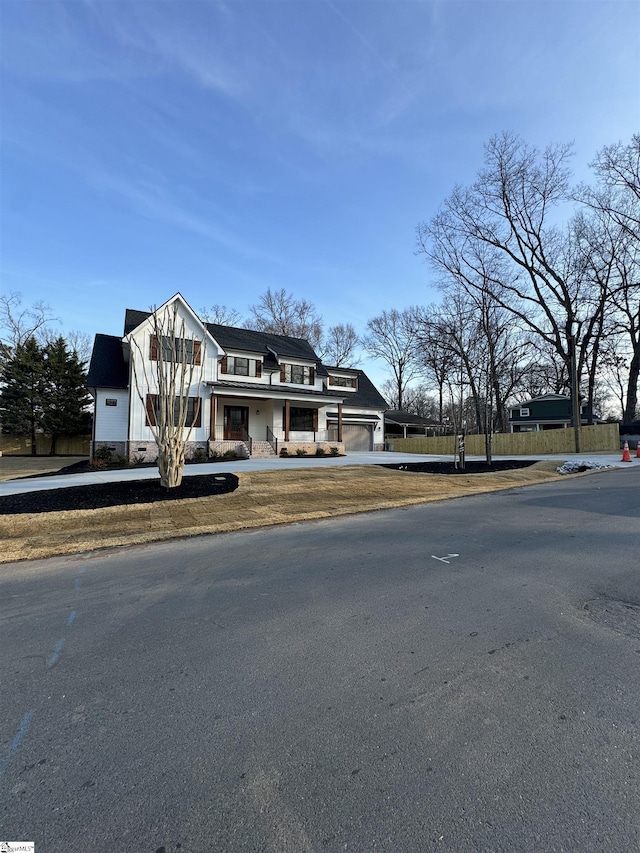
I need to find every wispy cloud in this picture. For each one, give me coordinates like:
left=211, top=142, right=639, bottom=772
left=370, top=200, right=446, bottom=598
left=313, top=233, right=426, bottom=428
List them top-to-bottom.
left=1, top=0, right=246, bottom=97
left=90, top=169, right=282, bottom=264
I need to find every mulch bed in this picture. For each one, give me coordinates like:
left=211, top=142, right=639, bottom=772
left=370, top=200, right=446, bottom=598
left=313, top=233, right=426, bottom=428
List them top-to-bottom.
left=0, top=459, right=535, bottom=516
left=379, top=460, right=536, bottom=475
left=0, top=473, right=239, bottom=515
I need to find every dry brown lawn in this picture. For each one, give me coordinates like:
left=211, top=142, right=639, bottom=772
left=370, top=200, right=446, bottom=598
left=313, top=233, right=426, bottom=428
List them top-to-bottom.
left=0, top=460, right=567, bottom=564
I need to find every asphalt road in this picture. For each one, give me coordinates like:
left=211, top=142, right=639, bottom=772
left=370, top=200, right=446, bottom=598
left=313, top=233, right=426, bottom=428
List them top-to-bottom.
left=1, top=467, right=639, bottom=852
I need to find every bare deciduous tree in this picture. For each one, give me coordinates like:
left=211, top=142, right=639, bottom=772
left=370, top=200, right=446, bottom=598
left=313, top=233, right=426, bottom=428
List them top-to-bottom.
left=416, top=132, right=614, bottom=443
left=584, top=134, right=640, bottom=242
left=578, top=135, right=640, bottom=422
left=247, top=288, right=323, bottom=351
left=0, top=291, right=58, bottom=354
left=130, top=303, right=205, bottom=488
left=200, top=304, right=243, bottom=327
left=362, top=308, right=421, bottom=411
left=320, top=323, right=360, bottom=367
left=41, top=328, right=93, bottom=367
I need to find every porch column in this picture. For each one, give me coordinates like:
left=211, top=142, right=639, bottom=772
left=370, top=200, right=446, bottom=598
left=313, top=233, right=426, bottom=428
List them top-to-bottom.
left=210, top=394, right=217, bottom=440
left=284, top=399, right=290, bottom=441
left=337, top=403, right=343, bottom=443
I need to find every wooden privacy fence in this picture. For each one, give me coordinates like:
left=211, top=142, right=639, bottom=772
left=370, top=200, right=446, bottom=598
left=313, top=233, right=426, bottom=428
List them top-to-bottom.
left=386, top=424, right=619, bottom=456
left=0, top=434, right=91, bottom=456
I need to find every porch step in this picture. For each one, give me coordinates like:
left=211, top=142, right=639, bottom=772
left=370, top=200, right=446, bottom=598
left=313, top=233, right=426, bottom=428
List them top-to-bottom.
left=250, top=440, right=278, bottom=458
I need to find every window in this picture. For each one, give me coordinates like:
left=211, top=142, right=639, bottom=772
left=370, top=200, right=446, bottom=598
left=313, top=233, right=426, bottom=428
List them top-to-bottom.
left=150, top=335, right=201, bottom=365
left=220, top=356, right=261, bottom=377
left=281, top=363, right=314, bottom=385
left=329, top=375, right=357, bottom=388
left=145, top=394, right=202, bottom=428
left=105, top=398, right=118, bottom=406
left=286, top=406, right=318, bottom=431
left=520, top=407, right=530, bottom=417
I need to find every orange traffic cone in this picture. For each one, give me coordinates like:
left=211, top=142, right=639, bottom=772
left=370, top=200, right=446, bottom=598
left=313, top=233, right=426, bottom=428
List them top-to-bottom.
left=621, top=440, right=632, bottom=462
left=636, top=441, right=640, bottom=458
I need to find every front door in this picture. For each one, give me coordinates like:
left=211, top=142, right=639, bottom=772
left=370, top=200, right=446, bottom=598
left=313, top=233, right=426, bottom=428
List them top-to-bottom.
left=224, top=405, right=249, bottom=440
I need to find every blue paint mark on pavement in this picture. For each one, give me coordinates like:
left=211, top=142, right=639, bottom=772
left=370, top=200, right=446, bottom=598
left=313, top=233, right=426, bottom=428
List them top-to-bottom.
left=47, top=639, right=66, bottom=668
left=0, top=710, right=34, bottom=779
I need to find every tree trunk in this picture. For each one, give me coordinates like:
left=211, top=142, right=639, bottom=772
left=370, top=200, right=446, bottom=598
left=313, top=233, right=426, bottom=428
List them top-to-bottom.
left=623, top=351, right=640, bottom=423
left=157, top=438, right=186, bottom=488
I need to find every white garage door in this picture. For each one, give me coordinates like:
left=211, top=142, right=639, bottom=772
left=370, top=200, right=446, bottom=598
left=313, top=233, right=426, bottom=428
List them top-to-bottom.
left=342, top=424, right=372, bottom=451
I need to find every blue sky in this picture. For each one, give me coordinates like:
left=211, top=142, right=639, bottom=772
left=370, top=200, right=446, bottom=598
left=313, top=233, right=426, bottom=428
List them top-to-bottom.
left=1, top=0, right=639, bottom=384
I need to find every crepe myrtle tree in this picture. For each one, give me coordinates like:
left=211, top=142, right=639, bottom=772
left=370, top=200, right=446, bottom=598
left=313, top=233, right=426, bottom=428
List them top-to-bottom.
left=131, top=302, right=205, bottom=488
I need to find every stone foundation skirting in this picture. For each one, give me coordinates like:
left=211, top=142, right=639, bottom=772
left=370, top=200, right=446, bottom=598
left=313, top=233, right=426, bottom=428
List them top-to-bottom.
left=208, top=440, right=250, bottom=459
left=91, top=441, right=208, bottom=463
left=278, top=441, right=345, bottom=457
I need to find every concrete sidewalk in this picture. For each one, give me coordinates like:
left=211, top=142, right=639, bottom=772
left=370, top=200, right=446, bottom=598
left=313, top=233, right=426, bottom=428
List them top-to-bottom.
left=0, top=450, right=637, bottom=497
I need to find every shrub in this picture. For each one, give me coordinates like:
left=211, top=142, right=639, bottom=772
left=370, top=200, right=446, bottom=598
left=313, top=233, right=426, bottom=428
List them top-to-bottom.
left=94, top=445, right=113, bottom=463
left=329, top=446, right=340, bottom=456
left=191, top=447, right=207, bottom=463
left=296, top=447, right=307, bottom=456
left=315, top=447, right=326, bottom=457
left=223, top=449, right=237, bottom=460
left=132, top=453, right=147, bottom=465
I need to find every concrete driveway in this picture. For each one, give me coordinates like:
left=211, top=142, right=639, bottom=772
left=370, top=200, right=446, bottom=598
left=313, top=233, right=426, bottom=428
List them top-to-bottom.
left=0, top=450, right=636, bottom=496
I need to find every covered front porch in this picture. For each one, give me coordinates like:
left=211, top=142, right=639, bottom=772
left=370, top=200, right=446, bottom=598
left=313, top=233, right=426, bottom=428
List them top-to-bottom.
left=206, top=383, right=345, bottom=457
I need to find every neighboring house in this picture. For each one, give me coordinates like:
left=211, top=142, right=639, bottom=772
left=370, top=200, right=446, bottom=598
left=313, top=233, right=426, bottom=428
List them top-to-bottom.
left=86, top=293, right=387, bottom=460
left=508, top=393, right=603, bottom=432
left=384, top=409, right=440, bottom=439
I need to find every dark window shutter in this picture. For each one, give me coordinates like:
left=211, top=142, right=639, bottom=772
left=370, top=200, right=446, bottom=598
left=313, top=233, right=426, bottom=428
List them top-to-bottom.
left=150, top=334, right=159, bottom=361
left=193, top=340, right=202, bottom=365
left=220, top=356, right=228, bottom=374
left=255, top=360, right=262, bottom=378
left=280, top=364, right=286, bottom=382
left=309, top=366, right=315, bottom=385
left=328, top=375, right=335, bottom=386
left=145, top=394, right=157, bottom=426
left=193, top=397, right=202, bottom=428
left=313, top=409, right=318, bottom=430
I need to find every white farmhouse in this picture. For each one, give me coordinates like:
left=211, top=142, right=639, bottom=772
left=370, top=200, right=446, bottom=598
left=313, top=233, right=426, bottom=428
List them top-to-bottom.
left=87, top=293, right=388, bottom=461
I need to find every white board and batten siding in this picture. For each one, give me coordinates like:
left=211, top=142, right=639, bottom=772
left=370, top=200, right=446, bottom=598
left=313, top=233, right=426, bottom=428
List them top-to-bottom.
left=127, top=301, right=220, bottom=445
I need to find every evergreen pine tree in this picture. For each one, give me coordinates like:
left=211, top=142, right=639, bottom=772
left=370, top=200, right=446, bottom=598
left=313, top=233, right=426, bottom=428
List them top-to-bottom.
left=43, top=336, right=91, bottom=454
left=0, top=337, right=47, bottom=455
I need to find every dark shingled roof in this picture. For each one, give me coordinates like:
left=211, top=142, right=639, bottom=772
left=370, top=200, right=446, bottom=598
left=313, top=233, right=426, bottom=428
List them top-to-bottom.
left=123, top=309, right=321, bottom=363
left=123, top=309, right=152, bottom=336
left=98, top=310, right=386, bottom=408
left=205, top=323, right=319, bottom=362
left=86, top=334, right=128, bottom=389
left=325, top=370, right=388, bottom=410
left=211, top=380, right=337, bottom=399
left=385, top=409, right=437, bottom=426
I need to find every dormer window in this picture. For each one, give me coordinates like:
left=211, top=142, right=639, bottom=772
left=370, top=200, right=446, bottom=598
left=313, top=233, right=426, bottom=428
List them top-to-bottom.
left=281, top=364, right=314, bottom=385
left=329, top=375, right=357, bottom=388
left=520, top=407, right=530, bottom=417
